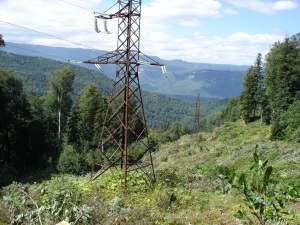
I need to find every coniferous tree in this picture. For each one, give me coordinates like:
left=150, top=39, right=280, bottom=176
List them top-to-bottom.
left=290, top=32, right=300, bottom=48
left=264, top=37, right=300, bottom=139
left=239, top=53, right=267, bottom=124
left=253, top=53, right=269, bottom=124
left=239, top=67, right=257, bottom=123
left=67, top=83, right=107, bottom=150
left=59, top=84, right=107, bottom=174
left=282, top=100, right=300, bottom=142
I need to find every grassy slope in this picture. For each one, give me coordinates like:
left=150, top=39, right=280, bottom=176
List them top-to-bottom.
left=1, top=120, right=300, bottom=224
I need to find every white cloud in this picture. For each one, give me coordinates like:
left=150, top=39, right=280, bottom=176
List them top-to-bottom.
left=0, top=0, right=290, bottom=65
left=1, top=0, right=116, bottom=50
left=143, top=0, right=224, bottom=27
left=227, top=0, right=298, bottom=13
left=273, top=1, right=298, bottom=10
left=177, top=19, right=202, bottom=27
left=141, top=31, right=283, bottom=65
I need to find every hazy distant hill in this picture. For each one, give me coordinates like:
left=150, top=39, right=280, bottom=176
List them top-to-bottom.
left=3, top=43, right=248, bottom=101
left=0, top=50, right=228, bottom=128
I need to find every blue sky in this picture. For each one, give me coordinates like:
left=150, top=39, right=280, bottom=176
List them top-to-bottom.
left=0, top=0, right=299, bottom=65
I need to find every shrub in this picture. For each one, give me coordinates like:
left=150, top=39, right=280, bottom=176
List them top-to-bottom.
left=57, top=145, right=83, bottom=174
left=234, top=147, right=290, bottom=224
left=0, top=165, right=18, bottom=187
left=1, top=180, right=93, bottom=225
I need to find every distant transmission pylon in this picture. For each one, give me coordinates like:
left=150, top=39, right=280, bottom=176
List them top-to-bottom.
left=84, top=0, right=164, bottom=188
left=192, top=93, right=201, bottom=134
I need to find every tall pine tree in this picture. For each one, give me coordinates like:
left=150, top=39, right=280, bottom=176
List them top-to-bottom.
left=264, top=37, right=300, bottom=139
left=239, top=53, right=269, bottom=124
left=239, top=66, right=258, bottom=123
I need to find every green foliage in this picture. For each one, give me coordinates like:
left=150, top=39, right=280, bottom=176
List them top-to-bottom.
left=264, top=37, right=300, bottom=139
left=0, top=51, right=227, bottom=129
left=0, top=51, right=112, bottom=97
left=239, top=53, right=268, bottom=125
left=46, top=66, right=75, bottom=155
left=239, top=66, right=258, bottom=123
left=0, top=68, right=50, bottom=185
left=66, top=83, right=107, bottom=151
left=221, top=97, right=241, bottom=123
left=269, top=99, right=300, bottom=142
left=281, top=100, right=300, bottom=142
left=1, top=119, right=300, bottom=224
left=150, top=122, right=190, bottom=145
left=57, top=144, right=87, bottom=175
left=235, top=147, right=290, bottom=224
left=0, top=165, right=18, bottom=188
left=1, top=181, right=92, bottom=225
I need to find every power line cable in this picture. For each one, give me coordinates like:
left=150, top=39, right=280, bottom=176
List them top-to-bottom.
left=57, top=0, right=95, bottom=13
left=57, top=0, right=118, bottom=14
left=104, top=2, right=119, bottom=13
left=0, top=19, right=101, bottom=51
left=4, top=43, right=71, bottom=62
left=139, top=69, right=159, bottom=84
left=165, top=75, right=178, bottom=99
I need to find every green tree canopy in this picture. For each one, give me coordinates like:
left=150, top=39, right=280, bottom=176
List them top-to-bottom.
left=290, top=32, right=300, bottom=48
left=264, top=37, right=300, bottom=139
left=265, top=38, right=300, bottom=116
left=239, top=53, right=268, bottom=124
left=45, top=66, right=75, bottom=155
left=239, top=66, right=257, bottom=123
left=0, top=68, right=39, bottom=182
left=67, top=83, right=107, bottom=149
left=222, top=97, right=240, bottom=123
left=282, top=100, right=300, bottom=142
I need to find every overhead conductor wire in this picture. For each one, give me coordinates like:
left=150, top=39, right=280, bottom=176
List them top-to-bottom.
left=57, top=0, right=95, bottom=12
left=0, top=19, right=101, bottom=52
left=5, top=43, right=70, bottom=62
left=165, top=74, right=178, bottom=99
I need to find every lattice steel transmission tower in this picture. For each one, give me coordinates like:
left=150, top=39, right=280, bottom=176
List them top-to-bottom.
left=84, top=0, right=164, bottom=188
left=192, top=93, right=201, bottom=134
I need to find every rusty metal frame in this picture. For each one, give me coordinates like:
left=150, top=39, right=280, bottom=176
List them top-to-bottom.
left=84, top=0, right=163, bottom=188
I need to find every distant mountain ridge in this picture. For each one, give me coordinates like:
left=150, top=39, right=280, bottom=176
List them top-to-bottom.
left=3, top=42, right=248, bottom=101
left=0, top=50, right=229, bottom=128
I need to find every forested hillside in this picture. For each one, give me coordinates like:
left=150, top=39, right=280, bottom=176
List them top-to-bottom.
left=214, top=33, right=300, bottom=142
left=3, top=43, right=248, bottom=101
left=0, top=50, right=227, bottom=128
left=0, top=50, right=228, bottom=187
left=0, top=50, right=113, bottom=96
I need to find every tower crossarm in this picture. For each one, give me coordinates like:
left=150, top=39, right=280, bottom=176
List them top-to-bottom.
left=84, top=50, right=164, bottom=67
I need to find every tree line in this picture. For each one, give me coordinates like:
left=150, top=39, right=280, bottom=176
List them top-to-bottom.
left=203, top=33, right=300, bottom=142
left=0, top=64, right=110, bottom=185
left=0, top=64, right=195, bottom=186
